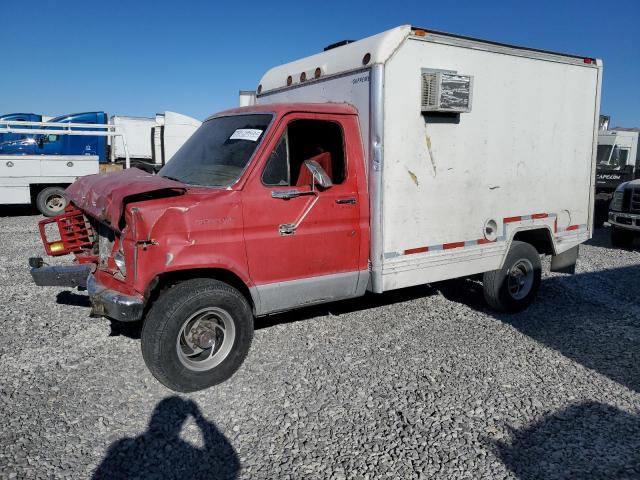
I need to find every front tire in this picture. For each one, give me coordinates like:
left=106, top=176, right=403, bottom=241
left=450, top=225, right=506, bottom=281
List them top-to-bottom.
left=36, top=186, right=67, bottom=217
left=611, top=226, right=635, bottom=248
left=482, top=241, right=542, bottom=313
left=141, top=278, right=254, bottom=392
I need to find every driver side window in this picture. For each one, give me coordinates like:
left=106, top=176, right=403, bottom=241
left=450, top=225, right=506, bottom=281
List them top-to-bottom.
left=262, top=119, right=345, bottom=186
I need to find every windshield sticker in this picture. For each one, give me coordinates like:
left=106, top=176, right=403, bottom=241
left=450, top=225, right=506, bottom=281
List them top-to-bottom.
left=229, top=129, right=263, bottom=142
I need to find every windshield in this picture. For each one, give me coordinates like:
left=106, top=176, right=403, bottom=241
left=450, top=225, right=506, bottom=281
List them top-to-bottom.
left=159, top=114, right=272, bottom=187
left=596, top=144, right=612, bottom=165
left=597, top=144, right=628, bottom=169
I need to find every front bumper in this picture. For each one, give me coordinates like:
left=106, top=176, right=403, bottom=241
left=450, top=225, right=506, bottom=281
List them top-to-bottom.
left=609, top=211, right=640, bottom=232
left=29, top=261, right=144, bottom=322
left=30, top=263, right=91, bottom=288
left=86, top=274, right=144, bottom=322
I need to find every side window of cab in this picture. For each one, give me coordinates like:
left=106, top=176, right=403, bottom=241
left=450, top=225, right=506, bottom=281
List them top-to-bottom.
left=262, top=119, right=346, bottom=187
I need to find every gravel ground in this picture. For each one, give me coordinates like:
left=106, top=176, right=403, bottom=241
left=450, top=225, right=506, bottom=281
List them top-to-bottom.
left=1, top=209, right=639, bottom=479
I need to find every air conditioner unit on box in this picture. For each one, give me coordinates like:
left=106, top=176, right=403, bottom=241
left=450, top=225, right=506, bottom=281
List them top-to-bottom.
left=421, top=70, right=473, bottom=113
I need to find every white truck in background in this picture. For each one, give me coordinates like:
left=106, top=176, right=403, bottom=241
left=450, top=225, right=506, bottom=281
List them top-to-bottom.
left=0, top=111, right=201, bottom=216
left=110, top=112, right=202, bottom=171
left=150, top=112, right=203, bottom=169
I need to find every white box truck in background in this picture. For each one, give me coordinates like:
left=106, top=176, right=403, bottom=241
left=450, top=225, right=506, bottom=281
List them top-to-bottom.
left=110, top=112, right=202, bottom=171
left=151, top=112, right=203, bottom=167
left=109, top=116, right=156, bottom=165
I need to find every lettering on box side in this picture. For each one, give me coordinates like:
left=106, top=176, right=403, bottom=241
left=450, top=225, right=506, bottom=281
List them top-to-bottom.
left=352, top=74, right=370, bottom=85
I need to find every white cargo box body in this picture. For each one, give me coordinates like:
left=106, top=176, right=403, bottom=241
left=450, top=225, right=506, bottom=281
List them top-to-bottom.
left=257, top=25, right=602, bottom=293
left=161, top=112, right=201, bottom=163
left=110, top=116, right=156, bottom=161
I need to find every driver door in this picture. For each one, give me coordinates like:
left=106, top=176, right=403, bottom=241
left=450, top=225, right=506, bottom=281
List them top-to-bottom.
left=242, top=113, right=363, bottom=314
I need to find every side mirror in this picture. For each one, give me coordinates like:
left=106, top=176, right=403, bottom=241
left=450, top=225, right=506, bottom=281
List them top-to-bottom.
left=37, top=136, right=44, bottom=148
left=303, top=159, right=333, bottom=189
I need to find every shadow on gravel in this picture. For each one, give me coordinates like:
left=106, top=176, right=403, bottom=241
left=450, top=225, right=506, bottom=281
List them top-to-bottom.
left=0, top=205, right=39, bottom=217
left=585, top=224, right=640, bottom=250
left=438, top=265, right=640, bottom=392
left=255, top=283, right=437, bottom=330
left=56, top=290, right=91, bottom=308
left=56, top=290, right=144, bottom=338
left=108, top=320, right=143, bottom=338
left=93, top=396, right=239, bottom=480
left=489, top=401, right=640, bottom=479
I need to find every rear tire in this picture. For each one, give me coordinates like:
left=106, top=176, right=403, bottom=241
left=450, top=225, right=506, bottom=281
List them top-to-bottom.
left=36, top=186, right=67, bottom=217
left=611, top=226, right=635, bottom=248
left=483, top=241, right=542, bottom=313
left=141, top=278, right=254, bottom=392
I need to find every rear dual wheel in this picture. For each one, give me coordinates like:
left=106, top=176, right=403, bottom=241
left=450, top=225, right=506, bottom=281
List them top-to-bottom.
left=482, top=241, right=542, bottom=313
left=141, top=279, right=254, bottom=392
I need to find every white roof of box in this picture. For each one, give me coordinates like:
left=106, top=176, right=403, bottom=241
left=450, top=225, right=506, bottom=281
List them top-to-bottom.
left=257, top=24, right=600, bottom=96
left=258, top=25, right=410, bottom=94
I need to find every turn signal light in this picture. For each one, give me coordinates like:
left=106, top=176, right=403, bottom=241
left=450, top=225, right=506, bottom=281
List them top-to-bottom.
left=49, top=241, right=65, bottom=253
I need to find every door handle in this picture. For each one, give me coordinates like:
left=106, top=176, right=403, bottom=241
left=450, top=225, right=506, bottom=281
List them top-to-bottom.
left=335, top=197, right=356, bottom=205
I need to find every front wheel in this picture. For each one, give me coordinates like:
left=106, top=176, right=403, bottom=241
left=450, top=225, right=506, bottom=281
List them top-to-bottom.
left=482, top=241, right=542, bottom=313
left=141, top=279, right=254, bottom=392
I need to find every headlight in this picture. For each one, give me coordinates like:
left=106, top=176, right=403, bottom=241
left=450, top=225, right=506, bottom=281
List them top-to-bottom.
left=615, top=181, right=628, bottom=193
left=610, top=182, right=628, bottom=211
left=610, top=191, right=623, bottom=211
left=114, top=249, right=126, bottom=277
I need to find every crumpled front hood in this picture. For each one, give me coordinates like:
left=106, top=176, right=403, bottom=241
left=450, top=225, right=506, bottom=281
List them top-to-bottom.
left=65, top=168, right=187, bottom=228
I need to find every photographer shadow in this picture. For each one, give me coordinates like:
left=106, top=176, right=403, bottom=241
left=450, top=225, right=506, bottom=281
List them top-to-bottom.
left=93, top=396, right=239, bottom=480
left=489, top=401, right=640, bottom=479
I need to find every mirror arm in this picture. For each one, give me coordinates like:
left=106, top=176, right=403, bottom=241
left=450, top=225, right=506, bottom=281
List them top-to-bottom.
left=278, top=192, right=319, bottom=235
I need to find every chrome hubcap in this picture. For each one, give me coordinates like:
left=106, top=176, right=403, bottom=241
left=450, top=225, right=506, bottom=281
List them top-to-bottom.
left=507, top=259, right=534, bottom=300
left=176, top=307, right=235, bottom=372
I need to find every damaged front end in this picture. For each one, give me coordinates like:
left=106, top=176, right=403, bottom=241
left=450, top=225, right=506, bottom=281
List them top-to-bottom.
left=29, top=168, right=187, bottom=322
left=29, top=205, right=146, bottom=322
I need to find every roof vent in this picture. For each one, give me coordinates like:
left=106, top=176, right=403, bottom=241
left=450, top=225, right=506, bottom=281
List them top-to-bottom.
left=324, top=40, right=354, bottom=51
left=421, top=70, right=473, bottom=113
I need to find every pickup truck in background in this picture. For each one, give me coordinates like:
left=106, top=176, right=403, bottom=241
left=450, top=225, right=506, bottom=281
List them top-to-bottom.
left=29, top=25, right=602, bottom=392
left=0, top=111, right=200, bottom=216
left=593, top=128, right=640, bottom=227
left=608, top=179, right=640, bottom=247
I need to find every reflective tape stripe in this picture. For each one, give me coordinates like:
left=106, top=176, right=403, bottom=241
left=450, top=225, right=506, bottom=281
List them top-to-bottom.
left=384, top=212, right=580, bottom=259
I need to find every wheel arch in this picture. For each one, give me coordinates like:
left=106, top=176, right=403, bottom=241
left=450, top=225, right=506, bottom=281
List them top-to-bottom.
left=29, top=183, right=71, bottom=200
left=499, top=226, right=556, bottom=269
left=145, top=267, right=258, bottom=316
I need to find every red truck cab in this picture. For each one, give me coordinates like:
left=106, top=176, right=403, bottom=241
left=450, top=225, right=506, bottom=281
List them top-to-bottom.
left=30, top=103, right=370, bottom=391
